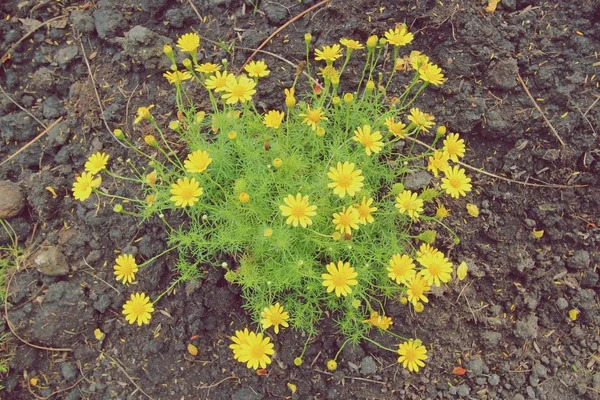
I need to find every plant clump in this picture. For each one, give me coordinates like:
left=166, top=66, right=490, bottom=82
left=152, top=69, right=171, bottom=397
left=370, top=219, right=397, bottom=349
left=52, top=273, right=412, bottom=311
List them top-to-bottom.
left=72, top=24, right=474, bottom=373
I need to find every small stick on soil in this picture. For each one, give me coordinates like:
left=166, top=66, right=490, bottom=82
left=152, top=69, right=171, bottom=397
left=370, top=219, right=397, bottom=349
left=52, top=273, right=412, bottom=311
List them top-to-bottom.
left=0, top=15, right=66, bottom=64
left=516, top=73, right=566, bottom=147
left=0, top=84, right=47, bottom=128
left=583, top=94, right=599, bottom=116
left=575, top=105, right=596, bottom=136
left=0, top=117, right=62, bottom=168
left=404, top=136, right=586, bottom=189
left=110, top=356, right=153, bottom=399
left=314, top=369, right=387, bottom=385
left=194, top=374, right=239, bottom=389
left=27, top=376, right=84, bottom=400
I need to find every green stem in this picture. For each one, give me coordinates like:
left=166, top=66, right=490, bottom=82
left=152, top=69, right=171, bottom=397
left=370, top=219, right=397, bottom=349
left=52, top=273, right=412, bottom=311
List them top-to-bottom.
left=138, top=246, right=179, bottom=268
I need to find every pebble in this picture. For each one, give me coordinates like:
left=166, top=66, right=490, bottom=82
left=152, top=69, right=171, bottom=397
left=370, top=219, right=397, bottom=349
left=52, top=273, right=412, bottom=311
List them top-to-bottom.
left=94, top=4, right=124, bottom=39
left=70, top=10, right=95, bottom=33
left=56, top=45, right=79, bottom=68
left=487, top=58, right=518, bottom=90
left=403, top=170, right=432, bottom=190
left=0, top=181, right=24, bottom=218
left=33, top=246, right=70, bottom=276
left=567, top=250, right=590, bottom=270
left=555, top=297, right=568, bottom=310
left=514, top=315, right=538, bottom=340
left=570, top=326, right=584, bottom=338
left=360, top=356, right=377, bottom=375
left=468, top=359, right=485, bottom=376
left=60, top=362, right=77, bottom=381
left=532, top=363, right=548, bottom=379
left=593, top=373, right=600, bottom=389
left=488, top=374, right=501, bottom=386
left=457, top=383, right=470, bottom=397
left=526, top=386, right=535, bottom=398
left=513, top=395, right=525, bottom=400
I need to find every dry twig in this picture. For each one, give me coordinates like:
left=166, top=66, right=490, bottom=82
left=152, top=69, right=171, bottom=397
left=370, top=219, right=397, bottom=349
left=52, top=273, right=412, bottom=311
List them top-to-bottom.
left=0, top=117, right=62, bottom=168
left=110, top=356, right=153, bottom=399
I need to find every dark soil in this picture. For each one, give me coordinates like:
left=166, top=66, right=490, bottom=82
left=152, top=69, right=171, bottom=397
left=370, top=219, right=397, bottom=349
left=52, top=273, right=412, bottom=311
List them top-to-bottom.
left=1, top=0, right=600, bottom=399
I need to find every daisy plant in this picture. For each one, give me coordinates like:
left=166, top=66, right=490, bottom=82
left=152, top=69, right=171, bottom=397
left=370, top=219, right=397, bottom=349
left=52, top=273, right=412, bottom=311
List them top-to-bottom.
left=73, top=26, right=475, bottom=374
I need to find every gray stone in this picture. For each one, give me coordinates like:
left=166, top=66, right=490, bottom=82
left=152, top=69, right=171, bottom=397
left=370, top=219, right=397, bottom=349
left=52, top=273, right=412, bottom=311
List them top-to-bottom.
left=501, top=0, right=516, bottom=11
left=263, top=3, right=288, bottom=25
left=94, top=4, right=123, bottom=39
left=165, top=9, right=185, bottom=28
left=70, top=10, right=95, bottom=33
left=118, top=26, right=174, bottom=71
left=56, top=45, right=79, bottom=68
left=487, top=58, right=518, bottom=90
left=31, top=67, right=55, bottom=91
left=42, top=96, right=65, bottom=119
left=47, top=121, right=68, bottom=146
left=403, top=170, right=432, bottom=190
left=0, top=181, right=24, bottom=218
left=32, top=246, right=70, bottom=277
left=85, top=250, right=103, bottom=264
left=567, top=250, right=590, bottom=270
left=581, top=269, right=599, bottom=288
left=93, top=294, right=111, bottom=313
left=555, top=297, right=568, bottom=310
left=515, top=315, right=538, bottom=340
left=571, top=326, right=584, bottom=338
left=481, top=330, right=502, bottom=347
left=143, top=338, right=165, bottom=354
left=360, top=356, right=377, bottom=375
left=468, top=359, right=485, bottom=376
left=60, top=362, right=78, bottom=381
left=532, top=363, right=548, bottom=379
left=592, top=373, right=600, bottom=389
left=488, top=374, right=501, bottom=386
left=457, top=383, right=470, bottom=397
left=231, top=388, right=263, bottom=400
left=513, top=395, right=525, bottom=400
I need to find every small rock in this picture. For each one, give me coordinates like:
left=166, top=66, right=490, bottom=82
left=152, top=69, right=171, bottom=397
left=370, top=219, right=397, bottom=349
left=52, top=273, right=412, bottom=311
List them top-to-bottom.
left=501, top=0, right=516, bottom=11
left=262, top=2, right=288, bottom=25
left=94, top=4, right=124, bottom=39
left=165, top=8, right=185, bottom=28
left=70, top=10, right=95, bottom=33
left=56, top=45, right=79, bottom=68
left=487, top=58, right=518, bottom=90
left=31, top=67, right=55, bottom=91
left=42, top=96, right=65, bottom=119
left=403, top=170, right=432, bottom=190
left=0, top=181, right=24, bottom=218
left=32, top=246, right=70, bottom=276
left=85, top=250, right=103, bottom=264
left=567, top=250, right=590, bottom=270
left=581, top=269, right=599, bottom=288
left=93, top=294, right=111, bottom=313
left=555, top=297, right=568, bottom=310
left=514, top=315, right=538, bottom=340
left=571, top=326, right=584, bottom=338
left=481, top=330, right=502, bottom=347
left=143, top=338, right=165, bottom=355
left=360, top=356, right=377, bottom=375
left=468, top=359, right=485, bottom=376
left=60, top=362, right=78, bottom=381
left=532, top=363, right=548, bottom=379
left=592, top=373, right=600, bottom=389
left=488, top=374, right=501, bottom=386
left=457, top=383, right=470, bottom=397
left=448, top=386, right=457, bottom=395
left=526, top=386, right=535, bottom=398
left=231, top=387, right=263, bottom=400
left=513, top=395, right=525, bottom=400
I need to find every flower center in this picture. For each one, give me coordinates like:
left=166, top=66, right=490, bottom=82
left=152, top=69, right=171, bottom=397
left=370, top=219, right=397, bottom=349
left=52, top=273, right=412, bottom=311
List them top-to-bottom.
left=232, top=85, right=246, bottom=98
left=307, top=110, right=321, bottom=123
left=361, top=136, right=374, bottom=147
left=336, top=173, right=352, bottom=188
left=449, top=176, right=462, bottom=189
left=180, top=187, right=195, bottom=200
left=291, top=205, right=306, bottom=218
left=428, top=262, right=441, bottom=277
left=332, top=273, right=347, bottom=287
left=132, top=303, right=146, bottom=316
left=249, top=343, right=264, bottom=359
left=404, top=348, right=417, bottom=362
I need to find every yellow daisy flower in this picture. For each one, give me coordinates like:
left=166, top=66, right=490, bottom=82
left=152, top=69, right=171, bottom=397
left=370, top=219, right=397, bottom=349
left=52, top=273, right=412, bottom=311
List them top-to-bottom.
left=384, top=26, right=414, bottom=47
left=176, top=32, right=200, bottom=53
left=339, top=38, right=364, bottom=50
left=314, top=44, right=342, bottom=63
left=409, top=51, right=430, bottom=70
left=244, top=60, right=270, bottom=78
left=195, top=62, right=221, bottom=74
left=418, top=62, right=447, bottom=86
left=319, top=65, right=339, bottom=82
left=163, top=70, right=192, bottom=85
left=205, top=70, right=236, bottom=92
left=222, top=75, right=256, bottom=105
left=284, top=87, right=296, bottom=108
left=134, top=105, right=154, bottom=124
left=299, top=105, right=327, bottom=131
left=407, top=108, right=435, bottom=132
left=263, top=110, right=285, bottom=129
left=385, top=117, right=407, bottom=138
left=353, top=125, right=384, bottom=156
left=443, top=133, right=466, bottom=162
left=184, top=150, right=212, bottom=173
left=427, top=150, right=449, bottom=177
left=84, top=152, right=109, bottom=174
left=327, top=161, right=364, bottom=198
left=441, top=166, right=472, bottom=198
left=72, top=172, right=101, bottom=201
left=170, top=177, right=203, bottom=208
left=394, top=190, right=424, bottom=220
left=279, top=193, right=317, bottom=228
left=354, top=196, right=377, bottom=224
left=436, top=205, right=450, bottom=218
left=332, top=206, right=360, bottom=235
left=416, top=243, right=441, bottom=259
left=417, top=251, right=453, bottom=287
left=114, top=254, right=138, bottom=285
left=387, top=254, right=416, bottom=285
left=322, top=260, right=358, bottom=297
left=406, top=275, right=430, bottom=306
left=122, top=292, right=154, bottom=326
left=260, top=303, right=289, bottom=334
left=363, top=311, right=393, bottom=330
left=229, top=328, right=251, bottom=361
left=234, top=331, right=275, bottom=370
left=397, top=339, right=428, bottom=373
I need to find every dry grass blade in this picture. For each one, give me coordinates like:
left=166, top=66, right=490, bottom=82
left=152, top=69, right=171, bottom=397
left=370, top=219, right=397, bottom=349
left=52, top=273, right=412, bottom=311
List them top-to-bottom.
left=0, top=84, right=47, bottom=128
left=0, top=117, right=62, bottom=168
left=110, top=356, right=153, bottom=399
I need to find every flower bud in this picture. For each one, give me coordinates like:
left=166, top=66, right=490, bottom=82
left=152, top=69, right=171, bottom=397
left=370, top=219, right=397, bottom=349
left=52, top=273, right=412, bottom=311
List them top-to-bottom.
left=304, top=33, right=312, bottom=45
left=366, top=35, right=378, bottom=50
left=163, top=44, right=173, bottom=57
left=182, top=58, right=192, bottom=70
left=365, top=80, right=375, bottom=95
left=343, top=93, right=353, bottom=103
left=331, top=96, right=340, bottom=105
left=169, top=121, right=180, bottom=130
left=436, top=125, right=447, bottom=136
left=113, top=129, right=124, bottom=139
left=227, top=131, right=237, bottom=140
left=144, top=135, right=158, bottom=147
left=272, top=158, right=282, bottom=168
left=239, top=192, right=250, bottom=203
left=113, top=204, right=123, bottom=213
left=293, top=357, right=303, bottom=366
left=327, top=360, right=337, bottom=371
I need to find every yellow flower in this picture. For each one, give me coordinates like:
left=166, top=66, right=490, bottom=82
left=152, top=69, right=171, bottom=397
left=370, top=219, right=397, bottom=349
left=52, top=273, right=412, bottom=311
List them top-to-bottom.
left=384, top=26, right=414, bottom=47
left=176, top=32, right=200, bottom=53
left=366, top=35, right=378, bottom=50
left=340, top=38, right=364, bottom=50
left=314, top=44, right=342, bottom=63
left=409, top=51, right=429, bottom=70
left=244, top=60, right=270, bottom=78
left=418, top=62, right=447, bottom=86
left=195, top=63, right=221, bottom=74
left=319, top=65, right=339, bottom=82
left=163, top=70, right=192, bottom=85
left=205, top=70, right=236, bottom=92
left=222, top=74, right=256, bottom=105
left=284, top=87, right=296, bottom=108
left=343, top=93, right=354, bottom=103
left=134, top=105, right=154, bottom=124
left=299, top=105, right=327, bottom=131
left=407, top=108, right=435, bottom=132
left=263, top=110, right=285, bottom=129
left=385, top=117, right=407, bottom=138
left=353, top=125, right=384, bottom=156
left=436, top=125, right=447, bottom=135
left=227, top=131, right=237, bottom=140
left=443, top=133, right=466, bottom=162
left=144, top=135, right=158, bottom=147
left=184, top=150, right=212, bottom=173
left=427, top=150, right=449, bottom=177
left=84, top=152, right=109, bottom=174
left=272, top=158, right=283, bottom=168
left=327, top=161, right=364, bottom=198
left=441, top=166, right=472, bottom=198
left=145, top=171, right=157, bottom=187
left=72, top=172, right=101, bottom=201
left=170, top=177, right=203, bottom=208
left=395, top=190, right=424, bottom=220
left=239, top=192, right=250, bottom=204
left=279, top=193, right=317, bottom=228
left=354, top=196, right=377, bottom=224
left=466, top=203, right=479, bottom=217
left=435, top=205, right=450, bottom=218
left=332, top=206, right=360, bottom=235
left=264, top=228, right=273, bottom=237
left=416, top=244, right=441, bottom=259
left=417, top=252, right=453, bottom=287
left=114, top=254, right=138, bottom=285
left=387, top=254, right=416, bottom=285
left=322, top=261, right=358, bottom=297
left=406, top=275, right=430, bottom=306
left=122, top=292, right=154, bottom=326
left=260, top=303, right=289, bottom=334
left=363, top=311, right=393, bottom=330
left=229, top=328, right=251, bottom=361
left=231, top=330, right=275, bottom=369
left=397, top=339, right=427, bottom=373
left=327, top=360, right=338, bottom=371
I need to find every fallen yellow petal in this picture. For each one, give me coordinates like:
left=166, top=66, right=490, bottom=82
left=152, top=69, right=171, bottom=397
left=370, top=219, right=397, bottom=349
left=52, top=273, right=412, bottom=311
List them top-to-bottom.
left=485, top=0, right=500, bottom=13
left=45, top=186, right=57, bottom=198
left=466, top=203, right=479, bottom=217
left=532, top=229, right=544, bottom=239
left=457, top=261, right=468, bottom=281
left=568, top=309, right=579, bottom=321
left=94, top=328, right=105, bottom=341
left=187, top=343, right=198, bottom=356
left=30, top=377, right=39, bottom=386
left=287, top=382, right=297, bottom=393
